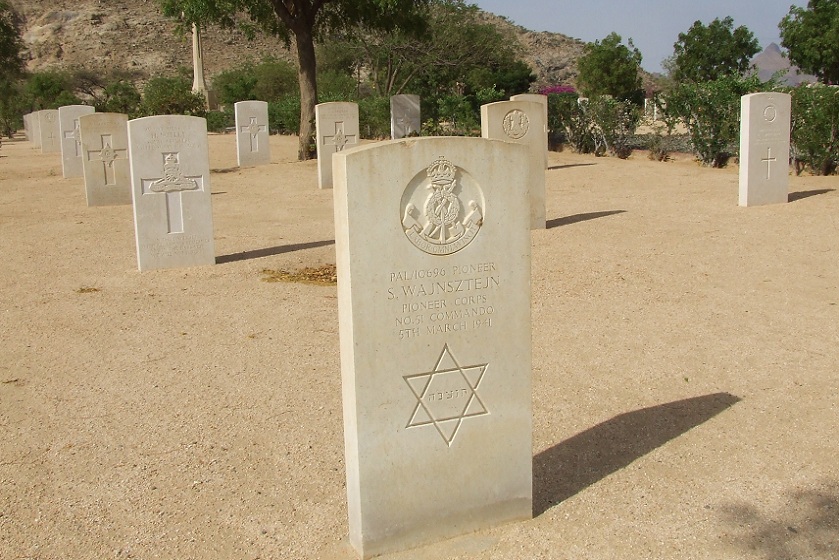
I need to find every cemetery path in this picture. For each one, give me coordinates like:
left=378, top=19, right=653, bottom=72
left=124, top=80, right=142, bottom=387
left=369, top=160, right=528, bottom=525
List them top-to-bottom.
left=0, top=134, right=837, bottom=560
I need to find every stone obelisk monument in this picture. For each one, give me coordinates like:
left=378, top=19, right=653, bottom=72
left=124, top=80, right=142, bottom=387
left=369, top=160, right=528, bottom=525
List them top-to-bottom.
left=191, top=23, right=214, bottom=109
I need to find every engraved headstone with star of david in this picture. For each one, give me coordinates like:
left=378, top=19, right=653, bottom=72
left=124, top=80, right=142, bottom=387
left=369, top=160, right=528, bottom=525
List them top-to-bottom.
left=128, top=115, right=215, bottom=271
left=334, top=136, right=536, bottom=558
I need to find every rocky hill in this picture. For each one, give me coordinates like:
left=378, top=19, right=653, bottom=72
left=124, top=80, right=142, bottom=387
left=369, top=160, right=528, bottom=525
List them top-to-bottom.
left=11, top=0, right=586, bottom=89
left=752, top=43, right=815, bottom=86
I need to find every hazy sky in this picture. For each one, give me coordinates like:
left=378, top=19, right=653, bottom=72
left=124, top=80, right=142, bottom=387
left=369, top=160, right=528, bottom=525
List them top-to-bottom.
left=470, top=0, right=807, bottom=73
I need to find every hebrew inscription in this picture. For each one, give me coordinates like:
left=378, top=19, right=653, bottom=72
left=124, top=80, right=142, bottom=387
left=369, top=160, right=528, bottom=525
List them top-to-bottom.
left=401, top=156, right=484, bottom=256
left=404, top=344, right=489, bottom=446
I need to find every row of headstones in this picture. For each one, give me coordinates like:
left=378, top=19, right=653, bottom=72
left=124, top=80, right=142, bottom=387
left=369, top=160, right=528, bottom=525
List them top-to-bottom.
left=19, top=91, right=794, bottom=559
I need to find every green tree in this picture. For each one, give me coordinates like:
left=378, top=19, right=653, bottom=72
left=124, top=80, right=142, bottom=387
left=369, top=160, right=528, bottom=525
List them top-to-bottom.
left=0, top=0, right=25, bottom=81
left=159, top=0, right=430, bottom=160
left=780, top=0, right=839, bottom=84
left=670, top=17, right=760, bottom=83
left=576, top=32, right=643, bottom=104
left=25, top=71, right=81, bottom=109
left=140, top=76, right=207, bottom=117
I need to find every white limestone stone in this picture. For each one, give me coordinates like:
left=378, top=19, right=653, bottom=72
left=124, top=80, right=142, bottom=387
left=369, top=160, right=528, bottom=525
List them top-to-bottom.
left=739, top=92, right=791, bottom=207
left=510, top=93, right=549, bottom=168
left=390, top=94, right=421, bottom=139
left=234, top=100, right=271, bottom=167
left=480, top=100, right=547, bottom=229
left=315, top=102, right=359, bottom=189
left=59, top=105, right=95, bottom=178
left=37, top=110, right=60, bottom=154
left=23, top=112, right=31, bottom=142
left=29, top=112, right=41, bottom=148
left=80, top=113, right=131, bottom=207
left=128, top=115, right=215, bottom=271
left=333, top=137, right=535, bottom=559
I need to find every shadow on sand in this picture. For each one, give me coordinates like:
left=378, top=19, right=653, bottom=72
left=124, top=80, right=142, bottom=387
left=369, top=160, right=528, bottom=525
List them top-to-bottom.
left=548, top=163, right=597, bottom=171
left=788, top=189, right=835, bottom=202
left=546, top=210, right=626, bottom=229
left=216, top=239, right=335, bottom=264
left=533, top=392, right=741, bottom=516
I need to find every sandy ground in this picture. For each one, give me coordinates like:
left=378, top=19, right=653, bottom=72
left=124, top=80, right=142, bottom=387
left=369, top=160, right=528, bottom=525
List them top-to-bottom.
left=1, top=132, right=837, bottom=560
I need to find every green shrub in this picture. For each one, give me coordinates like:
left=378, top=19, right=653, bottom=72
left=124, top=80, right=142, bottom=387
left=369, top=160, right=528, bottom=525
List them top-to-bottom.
left=26, top=71, right=78, bottom=109
left=663, top=74, right=763, bottom=167
left=140, top=76, right=206, bottom=117
left=97, top=80, right=142, bottom=116
left=790, top=84, right=839, bottom=176
left=548, top=92, right=595, bottom=153
left=267, top=95, right=301, bottom=134
left=358, top=96, right=390, bottom=139
left=589, top=96, right=641, bottom=159
left=206, top=108, right=235, bottom=133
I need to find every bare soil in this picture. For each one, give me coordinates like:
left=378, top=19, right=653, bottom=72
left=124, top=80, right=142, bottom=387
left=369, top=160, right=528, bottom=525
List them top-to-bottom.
left=1, top=134, right=837, bottom=560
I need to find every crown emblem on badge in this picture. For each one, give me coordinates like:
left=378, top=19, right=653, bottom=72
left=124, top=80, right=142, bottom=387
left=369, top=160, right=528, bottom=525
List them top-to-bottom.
left=427, top=156, right=456, bottom=184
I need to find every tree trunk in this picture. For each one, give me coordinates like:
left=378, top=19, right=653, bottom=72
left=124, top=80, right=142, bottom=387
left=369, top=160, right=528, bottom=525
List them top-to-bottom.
left=295, top=27, right=318, bottom=161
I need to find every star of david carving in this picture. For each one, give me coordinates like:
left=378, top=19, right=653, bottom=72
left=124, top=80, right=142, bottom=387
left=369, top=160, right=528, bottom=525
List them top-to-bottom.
left=404, top=344, right=489, bottom=446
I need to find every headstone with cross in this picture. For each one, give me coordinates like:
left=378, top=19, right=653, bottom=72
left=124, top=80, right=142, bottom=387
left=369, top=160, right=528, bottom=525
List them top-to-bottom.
left=739, top=92, right=791, bottom=207
left=390, top=94, right=421, bottom=140
left=481, top=99, right=547, bottom=229
left=234, top=100, right=271, bottom=167
left=315, top=102, right=359, bottom=189
left=59, top=105, right=95, bottom=178
left=38, top=110, right=60, bottom=154
left=79, top=112, right=131, bottom=206
left=128, top=115, right=215, bottom=271
left=334, top=137, right=536, bottom=558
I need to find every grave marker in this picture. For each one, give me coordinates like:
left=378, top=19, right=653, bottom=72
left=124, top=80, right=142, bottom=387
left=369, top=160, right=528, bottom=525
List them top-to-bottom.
left=739, top=92, right=791, bottom=206
left=510, top=93, right=549, bottom=168
left=390, top=94, right=421, bottom=139
left=481, top=99, right=547, bottom=229
left=234, top=101, right=271, bottom=167
left=315, top=102, right=358, bottom=189
left=59, top=105, right=96, bottom=178
left=38, top=110, right=60, bottom=154
left=80, top=112, right=131, bottom=206
left=128, top=115, right=215, bottom=271
left=334, top=136, right=535, bottom=558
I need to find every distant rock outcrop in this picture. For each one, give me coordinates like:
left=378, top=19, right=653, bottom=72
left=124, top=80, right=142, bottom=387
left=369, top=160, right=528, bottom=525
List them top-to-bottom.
left=15, top=0, right=586, bottom=90
left=752, top=43, right=816, bottom=86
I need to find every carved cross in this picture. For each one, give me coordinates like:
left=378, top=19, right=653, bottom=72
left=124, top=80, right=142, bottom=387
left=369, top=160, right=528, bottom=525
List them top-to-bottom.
left=240, top=116, right=267, bottom=152
left=63, top=119, right=82, bottom=157
left=323, top=121, right=356, bottom=152
left=87, top=134, right=127, bottom=186
left=761, top=147, right=777, bottom=180
left=141, top=153, right=202, bottom=234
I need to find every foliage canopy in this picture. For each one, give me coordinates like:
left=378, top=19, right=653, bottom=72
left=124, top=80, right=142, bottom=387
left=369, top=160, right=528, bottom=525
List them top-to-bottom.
left=780, top=0, right=839, bottom=84
left=670, top=16, right=760, bottom=83
left=576, top=33, right=643, bottom=104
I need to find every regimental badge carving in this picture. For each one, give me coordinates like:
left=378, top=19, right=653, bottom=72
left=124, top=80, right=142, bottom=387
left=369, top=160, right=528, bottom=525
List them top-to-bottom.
left=763, top=104, right=777, bottom=122
left=502, top=109, right=529, bottom=139
left=149, top=153, right=199, bottom=193
left=401, top=156, right=484, bottom=256
left=404, top=344, right=489, bottom=446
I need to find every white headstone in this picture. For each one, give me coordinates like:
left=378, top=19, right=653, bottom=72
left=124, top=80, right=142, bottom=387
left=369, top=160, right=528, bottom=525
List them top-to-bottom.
left=739, top=92, right=791, bottom=207
left=510, top=93, right=549, bottom=168
left=390, top=94, right=421, bottom=139
left=234, top=100, right=271, bottom=167
left=480, top=100, right=547, bottom=229
left=315, top=102, right=359, bottom=189
left=59, top=105, right=96, bottom=178
left=37, top=110, right=60, bottom=154
left=23, top=112, right=31, bottom=141
left=29, top=112, right=42, bottom=148
left=80, top=112, right=131, bottom=207
left=128, top=115, right=215, bottom=271
left=334, top=137, right=535, bottom=558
